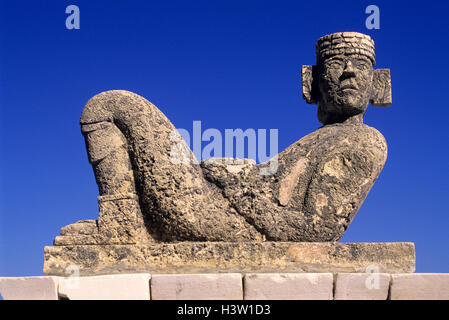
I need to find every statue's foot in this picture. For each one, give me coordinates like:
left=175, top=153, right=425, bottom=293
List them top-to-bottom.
left=53, top=194, right=156, bottom=246
left=60, top=219, right=98, bottom=235
left=53, top=220, right=105, bottom=245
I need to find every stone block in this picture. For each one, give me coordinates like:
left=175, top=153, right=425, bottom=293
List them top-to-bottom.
left=44, top=242, right=415, bottom=276
left=58, top=273, right=151, bottom=300
left=151, top=273, right=243, bottom=300
left=243, top=273, right=333, bottom=300
left=334, top=273, right=390, bottom=300
left=390, top=273, right=449, bottom=300
left=0, top=276, right=59, bottom=300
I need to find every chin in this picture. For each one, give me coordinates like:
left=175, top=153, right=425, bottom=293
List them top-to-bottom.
left=337, top=96, right=368, bottom=112
left=334, top=103, right=365, bottom=116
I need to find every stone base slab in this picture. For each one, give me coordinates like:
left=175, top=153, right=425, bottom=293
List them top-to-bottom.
left=43, top=242, right=415, bottom=276
left=151, top=273, right=243, bottom=300
left=244, top=273, right=334, bottom=300
left=334, top=273, right=391, bottom=300
left=390, top=273, right=449, bottom=300
left=58, top=274, right=151, bottom=300
left=0, top=276, right=59, bottom=300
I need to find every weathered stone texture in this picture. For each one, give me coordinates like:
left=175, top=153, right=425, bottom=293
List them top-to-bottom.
left=44, top=242, right=415, bottom=276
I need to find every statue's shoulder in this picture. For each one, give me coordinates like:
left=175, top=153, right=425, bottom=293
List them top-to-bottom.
left=295, top=123, right=387, bottom=157
left=298, top=123, right=387, bottom=167
left=317, top=123, right=386, bottom=143
left=353, top=123, right=387, bottom=148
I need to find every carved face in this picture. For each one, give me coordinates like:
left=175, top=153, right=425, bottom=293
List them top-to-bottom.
left=318, top=53, right=374, bottom=121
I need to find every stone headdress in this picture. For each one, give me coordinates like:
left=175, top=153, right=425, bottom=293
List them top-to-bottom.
left=316, top=32, right=376, bottom=66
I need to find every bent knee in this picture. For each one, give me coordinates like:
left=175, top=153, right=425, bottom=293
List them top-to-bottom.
left=81, top=90, right=151, bottom=125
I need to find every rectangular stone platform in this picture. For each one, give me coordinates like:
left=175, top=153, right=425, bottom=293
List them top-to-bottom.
left=43, top=242, right=415, bottom=276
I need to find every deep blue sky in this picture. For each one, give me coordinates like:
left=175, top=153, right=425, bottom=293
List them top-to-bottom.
left=1, top=0, right=448, bottom=276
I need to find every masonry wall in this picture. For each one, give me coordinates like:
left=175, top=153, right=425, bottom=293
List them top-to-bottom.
left=1, top=273, right=449, bottom=300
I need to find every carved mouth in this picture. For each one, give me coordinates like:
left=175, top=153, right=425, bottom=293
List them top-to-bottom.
left=339, top=84, right=358, bottom=91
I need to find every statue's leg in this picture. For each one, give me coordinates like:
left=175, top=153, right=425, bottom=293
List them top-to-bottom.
left=77, top=90, right=262, bottom=242
left=54, top=112, right=149, bottom=245
left=78, top=120, right=151, bottom=244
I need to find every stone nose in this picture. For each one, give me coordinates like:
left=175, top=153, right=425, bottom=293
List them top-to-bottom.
left=341, top=60, right=356, bottom=78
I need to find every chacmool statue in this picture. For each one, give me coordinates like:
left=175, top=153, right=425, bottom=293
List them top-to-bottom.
left=54, top=32, right=391, bottom=246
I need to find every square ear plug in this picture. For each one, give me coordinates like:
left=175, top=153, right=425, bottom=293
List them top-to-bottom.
left=371, top=69, right=392, bottom=106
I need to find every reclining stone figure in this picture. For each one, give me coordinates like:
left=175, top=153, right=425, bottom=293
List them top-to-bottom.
left=55, top=32, right=392, bottom=246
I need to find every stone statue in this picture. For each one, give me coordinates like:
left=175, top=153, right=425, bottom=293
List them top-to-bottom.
left=45, top=32, right=416, bottom=276
left=54, top=32, right=392, bottom=246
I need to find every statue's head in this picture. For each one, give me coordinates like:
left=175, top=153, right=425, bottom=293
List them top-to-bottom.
left=302, top=32, right=391, bottom=125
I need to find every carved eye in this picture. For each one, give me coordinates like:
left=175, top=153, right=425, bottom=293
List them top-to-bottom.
left=325, top=61, right=343, bottom=69
left=356, top=62, right=370, bottom=71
